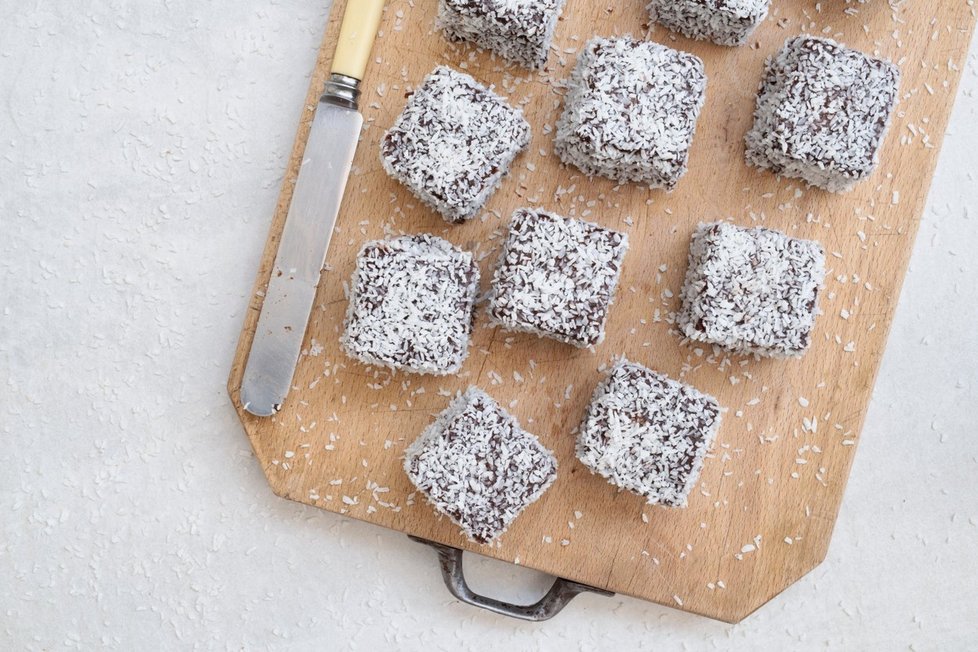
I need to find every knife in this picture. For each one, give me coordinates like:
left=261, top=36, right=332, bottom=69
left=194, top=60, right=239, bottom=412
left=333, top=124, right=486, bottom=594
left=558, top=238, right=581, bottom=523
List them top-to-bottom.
left=240, top=0, right=385, bottom=417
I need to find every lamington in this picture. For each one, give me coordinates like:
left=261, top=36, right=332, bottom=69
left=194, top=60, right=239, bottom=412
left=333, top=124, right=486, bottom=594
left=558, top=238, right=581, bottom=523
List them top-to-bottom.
left=437, top=0, right=567, bottom=69
left=647, top=0, right=771, bottom=47
left=745, top=35, right=900, bottom=192
left=554, top=36, right=707, bottom=189
left=381, top=66, right=531, bottom=223
left=486, top=208, right=628, bottom=348
left=677, top=222, right=826, bottom=357
left=340, top=234, right=480, bottom=375
left=576, top=359, right=721, bottom=508
left=404, top=387, right=558, bottom=544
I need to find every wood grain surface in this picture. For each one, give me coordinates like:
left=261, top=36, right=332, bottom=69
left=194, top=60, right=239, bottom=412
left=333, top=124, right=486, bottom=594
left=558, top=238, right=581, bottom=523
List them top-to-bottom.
left=228, top=0, right=976, bottom=622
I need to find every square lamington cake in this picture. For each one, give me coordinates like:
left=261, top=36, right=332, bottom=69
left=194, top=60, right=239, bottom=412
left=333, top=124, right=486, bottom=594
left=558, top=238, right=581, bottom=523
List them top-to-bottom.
left=437, top=0, right=567, bottom=69
left=647, top=0, right=771, bottom=47
left=745, top=35, right=900, bottom=192
left=555, top=36, right=706, bottom=189
left=381, top=66, right=531, bottom=223
left=486, top=208, right=628, bottom=348
left=678, top=222, right=826, bottom=357
left=341, top=234, right=480, bottom=375
left=577, top=359, right=721, bottom=508
left=404, top=387, right=558, bottom=544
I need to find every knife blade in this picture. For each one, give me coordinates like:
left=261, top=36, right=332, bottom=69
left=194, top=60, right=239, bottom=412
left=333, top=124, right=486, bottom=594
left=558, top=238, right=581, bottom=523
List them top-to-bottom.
left=240, top=0, right=385, bottom=417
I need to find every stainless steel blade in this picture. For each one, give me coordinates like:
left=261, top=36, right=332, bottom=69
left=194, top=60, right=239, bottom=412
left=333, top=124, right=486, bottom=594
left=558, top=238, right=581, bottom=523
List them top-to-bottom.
left=240, top=102, right=362, bottom=416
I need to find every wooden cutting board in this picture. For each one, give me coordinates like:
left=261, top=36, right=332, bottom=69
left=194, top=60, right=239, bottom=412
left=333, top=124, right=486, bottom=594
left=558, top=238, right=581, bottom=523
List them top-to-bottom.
left=228, top=0, right=976, bottom=622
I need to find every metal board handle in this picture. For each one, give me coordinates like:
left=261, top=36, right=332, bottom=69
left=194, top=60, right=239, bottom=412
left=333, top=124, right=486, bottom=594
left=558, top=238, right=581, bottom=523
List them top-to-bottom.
left=409, top=536, right=614, bottom=621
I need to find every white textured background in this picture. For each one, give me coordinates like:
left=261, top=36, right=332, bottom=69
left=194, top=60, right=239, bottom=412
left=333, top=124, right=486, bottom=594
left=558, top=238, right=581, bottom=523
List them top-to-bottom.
left=2, top=1, right=976, bottom=649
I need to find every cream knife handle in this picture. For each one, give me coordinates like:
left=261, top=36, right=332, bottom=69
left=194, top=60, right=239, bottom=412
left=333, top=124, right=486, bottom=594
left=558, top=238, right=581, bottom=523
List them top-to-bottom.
left=331, top=0, right=385, bottom=80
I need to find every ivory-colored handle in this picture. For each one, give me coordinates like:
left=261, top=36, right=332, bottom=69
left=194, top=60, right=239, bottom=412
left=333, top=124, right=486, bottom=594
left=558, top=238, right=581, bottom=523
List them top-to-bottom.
left=331, top=0, right=386, bottom=80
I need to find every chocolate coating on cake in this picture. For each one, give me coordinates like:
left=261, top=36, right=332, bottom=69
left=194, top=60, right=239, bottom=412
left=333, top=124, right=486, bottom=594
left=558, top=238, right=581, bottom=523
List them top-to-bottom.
left=381, top=66, right=531, bottom=223
left=678, top=221, right=826, bottom=357
left=341, top=234, right=480, bottom=375
left=576, top=359, right=721, bottom=508
left=404, top=387, right=558, bottom=544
